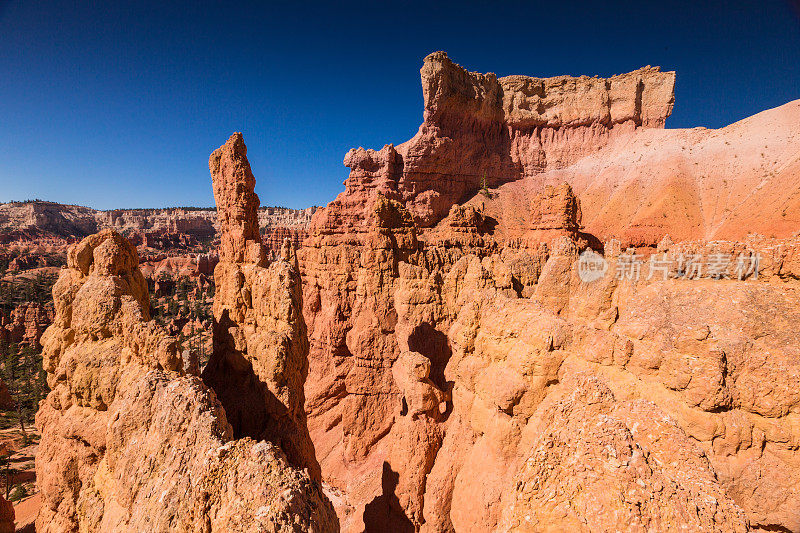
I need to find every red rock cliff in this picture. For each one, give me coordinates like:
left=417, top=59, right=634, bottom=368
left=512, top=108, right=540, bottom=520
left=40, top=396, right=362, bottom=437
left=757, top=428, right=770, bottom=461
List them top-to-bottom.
left=313, top=51, right=674, bottom=231
left=300, top=53, right=800, bottom=533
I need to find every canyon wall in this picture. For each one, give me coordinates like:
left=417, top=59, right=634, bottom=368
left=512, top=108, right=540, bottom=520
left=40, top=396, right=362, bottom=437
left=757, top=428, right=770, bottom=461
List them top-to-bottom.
left=30, top=51, right=800, bottom=532
left=315, top=51, right=675, bottom=231
left=317, top=51, right=800, bottom=245
left=300, top=53, right=800, bottom=532
left=492, top=98, right=800, bottom=246
left=302, top=191, right=800, bottom=532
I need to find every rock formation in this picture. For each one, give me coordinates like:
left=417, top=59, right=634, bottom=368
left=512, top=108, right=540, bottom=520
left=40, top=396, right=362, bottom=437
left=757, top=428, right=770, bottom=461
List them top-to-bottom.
left=31, top=51, right=800, bottom=533
left=313, top=51, right=800, bottom=246
left=299, top=52, right=800, bottom=532
left=316, top=52, right=675, bottom=231
left=493, top=100, right=800, bottom=246
left=202, top=132, right=321, bottom=480
left=35, top=223, right=336, bottom=530
left=0, top=302, right=54, bottom=347
left=497, top=374, right=749, bottom=532
left=0, top=496, right=13, bottom=533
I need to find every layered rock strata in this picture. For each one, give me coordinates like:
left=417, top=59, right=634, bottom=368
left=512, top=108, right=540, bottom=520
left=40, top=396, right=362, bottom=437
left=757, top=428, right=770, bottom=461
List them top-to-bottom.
left=315, top=51, right=675, bottom=231
left=300, top=53, right=800, bottom=532
left=484, top=100, right=800, bottom=246
left=0, top=201, right=315, bottom=254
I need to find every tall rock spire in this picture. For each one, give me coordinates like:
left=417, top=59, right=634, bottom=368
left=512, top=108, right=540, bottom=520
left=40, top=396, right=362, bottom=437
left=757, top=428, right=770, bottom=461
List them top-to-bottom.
left=205, top=132, right=322, bottom=481
left=210, top=132, right=266, bottom=265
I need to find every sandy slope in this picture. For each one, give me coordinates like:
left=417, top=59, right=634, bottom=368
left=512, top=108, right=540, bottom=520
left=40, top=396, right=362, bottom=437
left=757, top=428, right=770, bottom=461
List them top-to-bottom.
left=488, top=99, right=800, bottom=245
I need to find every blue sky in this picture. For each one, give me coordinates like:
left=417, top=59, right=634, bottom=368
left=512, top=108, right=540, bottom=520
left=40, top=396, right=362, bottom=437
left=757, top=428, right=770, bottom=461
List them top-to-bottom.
left=1, top=0, right=799, bottom=210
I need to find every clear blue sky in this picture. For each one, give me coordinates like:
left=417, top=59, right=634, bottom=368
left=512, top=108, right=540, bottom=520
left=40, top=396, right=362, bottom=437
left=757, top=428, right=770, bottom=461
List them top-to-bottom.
left=1, top=0, right=799, bottom=210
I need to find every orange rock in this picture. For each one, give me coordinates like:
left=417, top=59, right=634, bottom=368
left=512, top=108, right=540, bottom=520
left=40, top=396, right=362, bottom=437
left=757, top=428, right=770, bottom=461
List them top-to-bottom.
left=25, top=51, right=800, bottom=533
left=300, top=52, right=800, bottom=533
left=312, top=52, right=674, bottom=232
left=209, top=132, right=265, bottom=265
left=202, top=133, right=322, bottom=481
left=0, top=200, right=314, bottom=251
left=36, top=228, right=337, bottom=531
left=499, top=374, right=748, bottom=532
left=0, top=494, right=13, bottom=533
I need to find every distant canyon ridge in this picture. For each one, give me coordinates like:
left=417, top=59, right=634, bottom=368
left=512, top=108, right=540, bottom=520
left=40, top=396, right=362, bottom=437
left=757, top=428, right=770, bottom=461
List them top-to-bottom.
left=0, top=200, right=316, bottom=250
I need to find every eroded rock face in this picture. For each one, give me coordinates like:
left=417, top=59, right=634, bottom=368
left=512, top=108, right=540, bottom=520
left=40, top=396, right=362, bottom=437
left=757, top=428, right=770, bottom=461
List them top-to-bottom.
left=315, top=51, right=674, bottom=231
left=33, top=52, right=800, bottom=533
left=300, top=53, right=800, bottom=533
left=492, top=100, right=800, bottom=246
left=202, top=132, right=321, bottom=481
left=209, top=133, right=264, bottom=264
left=0, top=201, right=315, bottom=250
left=305, top=219, right=800, bottom=531
left=36, top=227, right=336, bottom=532
left=497, top=374, right=748, bottom=532
left=0, top=495, right=13, bottom=533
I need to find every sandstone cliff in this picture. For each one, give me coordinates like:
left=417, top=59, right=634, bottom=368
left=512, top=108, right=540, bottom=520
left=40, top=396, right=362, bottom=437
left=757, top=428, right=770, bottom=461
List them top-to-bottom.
left=30, top=51, right=800, bottom=533
left=315, top=51, right=674, bottom=230
left=315, top=51, right=800, bottom=247
left=299, top=53, right=800, bottom=532
left=490, top=99, right=800, bottom=246
left=302, top=190, right=790, bottom=531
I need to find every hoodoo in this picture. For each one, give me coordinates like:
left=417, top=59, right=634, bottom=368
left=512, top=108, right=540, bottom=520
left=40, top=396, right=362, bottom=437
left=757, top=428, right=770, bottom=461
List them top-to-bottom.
left=202, top=132, right=322, bottom=481
left=34, top=141, right=337, bottom=530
